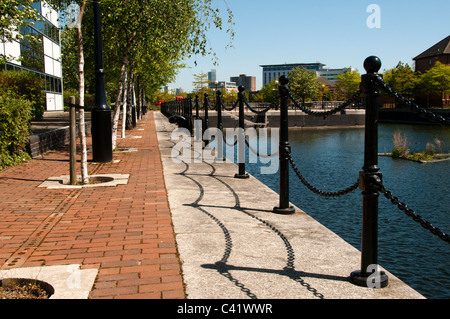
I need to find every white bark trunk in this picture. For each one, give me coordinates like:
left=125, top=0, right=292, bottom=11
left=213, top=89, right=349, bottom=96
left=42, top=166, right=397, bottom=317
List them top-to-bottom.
left=77, top=2, right=88, bottom=184
left=121, top=69, right=128, bottom=138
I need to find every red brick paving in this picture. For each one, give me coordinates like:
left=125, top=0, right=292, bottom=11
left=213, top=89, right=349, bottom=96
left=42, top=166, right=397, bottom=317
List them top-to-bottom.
left=0, top=111, right=186, bottom=299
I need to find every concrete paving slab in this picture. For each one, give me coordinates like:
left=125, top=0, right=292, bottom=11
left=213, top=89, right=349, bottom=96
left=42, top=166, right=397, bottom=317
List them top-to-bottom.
left=154, top=111, right=424, bottom=299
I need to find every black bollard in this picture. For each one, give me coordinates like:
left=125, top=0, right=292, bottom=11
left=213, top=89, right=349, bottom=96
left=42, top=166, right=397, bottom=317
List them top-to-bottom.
left=350, top=56, right=388, bottom=288
left=273, top=76, right=295, bottom=215
left=235, top=86, right=249, bottom=179
left=216, top=90, right=224, bottom=160
left=216, top=90, right=223, bottom=132
left=203, top=93, right=209, bottom=146
left=195, top=95, right=200, bottom=119
left=188, top=97, right=193, bottom=135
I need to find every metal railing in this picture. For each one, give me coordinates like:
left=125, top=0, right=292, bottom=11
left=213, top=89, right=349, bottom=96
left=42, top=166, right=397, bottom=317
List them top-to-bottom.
left=160, top=56, right=449, bottom=289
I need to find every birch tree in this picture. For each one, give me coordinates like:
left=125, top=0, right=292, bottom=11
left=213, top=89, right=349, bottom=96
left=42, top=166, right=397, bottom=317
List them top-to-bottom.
left=48, top=0, right=90, bottom=183
left=57, top=0, right=234, bottom=151
left=75, top=1, right=88, bottom=184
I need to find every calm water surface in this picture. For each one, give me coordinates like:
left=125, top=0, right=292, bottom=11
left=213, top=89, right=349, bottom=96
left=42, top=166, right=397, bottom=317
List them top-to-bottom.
left=234, top=123, right=449, bottom=299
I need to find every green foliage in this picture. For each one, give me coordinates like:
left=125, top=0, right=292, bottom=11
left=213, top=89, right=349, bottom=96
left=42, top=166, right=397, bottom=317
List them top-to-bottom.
left=0, top=0, right=41, bottom=61
left=52, top=0, right=234, bottom=101
left=60, top=27, right=80, bottom=92
left=417, top=61, right=450, bottom=97
left=383, top=62, right=417, bottom=97
left=289, top=67, right=320, bottom=103
left=336, top=68, right=361, bottom=99
left=0, top=70, right=45, bottom=119
left=0, top=71, right=45, bottom=169
left=192, top=72, right=210, bottom=94
left=253, top=79, right=279, bottom=102
left=63, top=90, right=96, bottom=111
left=0, top=94, right=32, bottom=170
left=391, top=148, right=403, bottom=159
left=408, top=152, right=433, bottom=162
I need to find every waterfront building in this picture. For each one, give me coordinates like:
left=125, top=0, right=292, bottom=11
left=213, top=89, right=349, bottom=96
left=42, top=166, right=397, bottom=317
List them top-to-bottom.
left=0, top=1, right=63, bottom=111
left=413, top=35, right=450, bottom=107
left=413, top=35, right=450, bottom=73
left=260, top=63, right=349, bottom=87
left=260, top=63, right=324, bottom=87
left=316, top=68, right=351, bottom=82
left=230, top=74, right=256, bottom=92
left=208, top=81, right=238, bottom=93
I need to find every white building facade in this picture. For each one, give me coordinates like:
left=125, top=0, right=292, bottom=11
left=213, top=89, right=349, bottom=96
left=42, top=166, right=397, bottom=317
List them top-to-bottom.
left=1, top=1, right=63, bottom=111
left=260, top=63, right=349, bottom=87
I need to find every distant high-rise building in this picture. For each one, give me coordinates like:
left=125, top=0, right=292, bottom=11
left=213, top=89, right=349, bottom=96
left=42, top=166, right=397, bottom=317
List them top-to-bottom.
left=208, top=69, right=216, bottom=84
left=230, top=74, right=256, bottom=92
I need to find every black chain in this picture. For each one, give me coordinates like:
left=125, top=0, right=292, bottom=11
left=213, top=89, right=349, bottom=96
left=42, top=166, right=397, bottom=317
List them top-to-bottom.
left=372, top=77, right=450, bottom=125
left=284, top=86, right=362, bottom=118
left=243, top=95, right=274, bottom=114
left=222, top=100, right=238, bottom=111
left=244, top=138, right=279, bottom=158
left=287, top=152, right=359, bottom=198
left=373, top=181, right=450, bottom=244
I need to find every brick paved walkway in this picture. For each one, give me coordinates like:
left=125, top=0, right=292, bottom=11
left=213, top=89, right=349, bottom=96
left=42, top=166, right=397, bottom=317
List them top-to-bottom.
left=0, top=112, right=185, bottom=299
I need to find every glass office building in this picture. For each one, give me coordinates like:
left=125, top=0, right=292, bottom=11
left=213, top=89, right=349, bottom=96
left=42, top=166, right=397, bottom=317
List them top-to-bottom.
left=1, top=1, right=63, bottom=111
left=260, top=63, right=325, bottom=87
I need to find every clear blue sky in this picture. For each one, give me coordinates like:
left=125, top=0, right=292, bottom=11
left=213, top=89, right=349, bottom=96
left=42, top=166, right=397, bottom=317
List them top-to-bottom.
left=168, top=0, right=450, bottom=93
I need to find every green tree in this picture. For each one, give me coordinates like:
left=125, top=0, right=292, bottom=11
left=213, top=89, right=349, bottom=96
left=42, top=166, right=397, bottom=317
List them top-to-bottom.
left=0, top=0, right=41, bottom=62
left=53, top=0, right=234, bottom=150
left=417, top=61, right=450, bottom=107
left=383, top=62, right=417, bottom=98
left=289, top=67, right=320, bottom=104
left=336, top=68, right=360, bottom=99
left=192, top=72, right=210, bottom=94
left=253, top=79, right=279, bottom=102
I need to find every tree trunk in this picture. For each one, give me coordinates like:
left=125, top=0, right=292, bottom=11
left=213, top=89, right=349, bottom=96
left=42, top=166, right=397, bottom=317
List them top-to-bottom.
left=77, top=1, right=88, bottom=184
left=111, top=34, right=136, bottom=150
left=121, top=68, right=128, bottom=138
left=126, top=69, right=134, bottom=130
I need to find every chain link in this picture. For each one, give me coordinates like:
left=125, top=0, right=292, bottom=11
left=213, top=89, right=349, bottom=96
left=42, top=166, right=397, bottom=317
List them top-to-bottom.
left=372, top=77, right=450, bottom=125
left=284, top=86, right=362, bottom=118
left=243, top=95, right=274, bottom=114
left=222, top=99, right=238, bottom=111
left=244, top=138, right=279, bottom=158
left=287, top=152, right=359, bottom=198
left=373, top=181, right=450, bottom=244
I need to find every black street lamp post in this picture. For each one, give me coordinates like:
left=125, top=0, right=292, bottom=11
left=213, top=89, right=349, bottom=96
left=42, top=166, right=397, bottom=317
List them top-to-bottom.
left=91, top=0, right=112, bottom=163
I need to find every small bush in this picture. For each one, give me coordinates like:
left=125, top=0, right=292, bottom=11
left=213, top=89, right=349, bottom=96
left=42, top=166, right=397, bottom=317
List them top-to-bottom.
left=0, top=70, right=45, bottom=119
left=63, top=90, right=96, bottom=111
left=0, top=94, right=32, bottom=170
left=425, top=142, right=436, bottom=156
left=392, top=147, right=402, bottom=158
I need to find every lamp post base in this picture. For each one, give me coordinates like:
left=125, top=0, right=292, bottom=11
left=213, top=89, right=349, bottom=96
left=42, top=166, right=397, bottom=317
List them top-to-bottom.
left=91, top=108, right=112, bottom=163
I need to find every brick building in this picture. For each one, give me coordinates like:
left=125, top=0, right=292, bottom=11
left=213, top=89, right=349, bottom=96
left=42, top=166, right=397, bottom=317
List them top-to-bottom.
left=413, top=35, right=450, bottom=107
left=230, top=74, right=256, bottom=92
